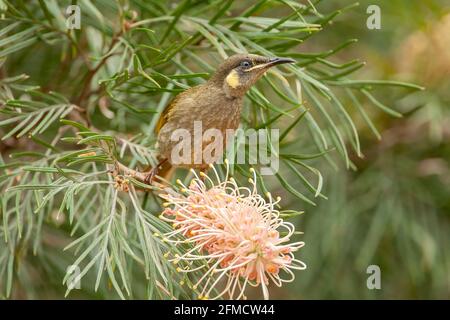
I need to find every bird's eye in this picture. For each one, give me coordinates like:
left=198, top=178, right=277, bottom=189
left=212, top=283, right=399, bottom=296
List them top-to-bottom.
left=240, top=60, right=251, bottom=68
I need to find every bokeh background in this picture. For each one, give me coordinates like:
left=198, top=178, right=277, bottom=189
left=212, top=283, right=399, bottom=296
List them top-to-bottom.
left=1, top=0, right=449, bottom=299
left=278, top=0, right=450, bottom=299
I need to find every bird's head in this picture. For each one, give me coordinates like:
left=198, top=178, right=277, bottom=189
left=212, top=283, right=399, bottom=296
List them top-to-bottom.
left=210, top=53, right=295, bottom=98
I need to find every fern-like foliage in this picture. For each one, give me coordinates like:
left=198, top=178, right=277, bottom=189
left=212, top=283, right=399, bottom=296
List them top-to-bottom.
left=0, top=0, right=423, bottom=299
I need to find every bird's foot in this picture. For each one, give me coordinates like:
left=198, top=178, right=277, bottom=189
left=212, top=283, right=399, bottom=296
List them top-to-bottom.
left=144, top=167, right=158, bottom=185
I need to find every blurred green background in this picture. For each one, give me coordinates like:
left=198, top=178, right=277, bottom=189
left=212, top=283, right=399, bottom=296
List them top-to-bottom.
left=1, top=0, right=449, bottom=299
left=278, top=0, right=450, bottom=299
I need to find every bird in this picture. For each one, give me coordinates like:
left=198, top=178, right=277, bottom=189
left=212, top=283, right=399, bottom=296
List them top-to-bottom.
left=146, top=53, right=295, bottom=183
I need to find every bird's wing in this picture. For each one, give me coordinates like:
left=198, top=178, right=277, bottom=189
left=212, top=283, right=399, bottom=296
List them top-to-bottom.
left=154, top=86, right=201, bottom=134
left=155, top=96, right=178, bottom=134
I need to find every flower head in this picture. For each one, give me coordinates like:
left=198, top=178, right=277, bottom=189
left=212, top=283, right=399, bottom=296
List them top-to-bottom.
left=159, top=162, right=305, bottom=300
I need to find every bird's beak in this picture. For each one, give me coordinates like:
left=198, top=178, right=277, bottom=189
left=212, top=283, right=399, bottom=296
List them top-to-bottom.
left=264, top=57, right=296, bottom=67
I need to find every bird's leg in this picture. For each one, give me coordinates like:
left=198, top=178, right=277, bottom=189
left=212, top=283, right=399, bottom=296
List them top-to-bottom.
left=144, top=158, right=168, bottom=184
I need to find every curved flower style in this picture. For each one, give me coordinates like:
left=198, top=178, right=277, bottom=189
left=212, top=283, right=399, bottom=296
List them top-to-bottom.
left=159, top=162, right=306, bottom=300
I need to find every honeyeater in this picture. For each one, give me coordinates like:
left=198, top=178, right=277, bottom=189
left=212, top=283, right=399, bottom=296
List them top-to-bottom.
left=148, top=53, right=295, bottom=182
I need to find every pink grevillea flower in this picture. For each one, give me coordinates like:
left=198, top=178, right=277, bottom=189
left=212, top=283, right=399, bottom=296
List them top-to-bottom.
left=159, top=162, right=306, bottom=300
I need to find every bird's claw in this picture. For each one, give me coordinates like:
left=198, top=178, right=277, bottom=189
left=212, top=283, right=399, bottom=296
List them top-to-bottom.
left=144, top=167, right=158, bottom=185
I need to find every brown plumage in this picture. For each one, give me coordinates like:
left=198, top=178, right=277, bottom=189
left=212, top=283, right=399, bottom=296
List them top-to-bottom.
left=148, top=53, right=295, bottom=183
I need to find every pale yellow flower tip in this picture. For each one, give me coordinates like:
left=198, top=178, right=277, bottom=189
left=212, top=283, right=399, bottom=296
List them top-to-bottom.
left=224, top=159, right=229, bottom=165
left=208, top=163, right=214, bottom=168
left=249, top=167, right=255, bottom=173
left=200, top=171, right=207, bottom=177
left=229, top=177, right=235, bottom=182
left=176, top=179, right=183, bottom=185
left=265, top=192, right=271, bottom=198
left=276, top=196, right=281, bottom=201
left=162, top=202, right=170, bottom=207
left=153, top=232, right=160, bottom=237
left=163, top=252, right=169, bottom=258
left=176, top=267, right=182, bottom=272
left=179, top=280, right=185, bottom=286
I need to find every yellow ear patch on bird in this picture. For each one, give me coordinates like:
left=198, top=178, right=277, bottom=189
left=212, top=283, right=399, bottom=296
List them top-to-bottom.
left=225, top=69, right=240, bottom=88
